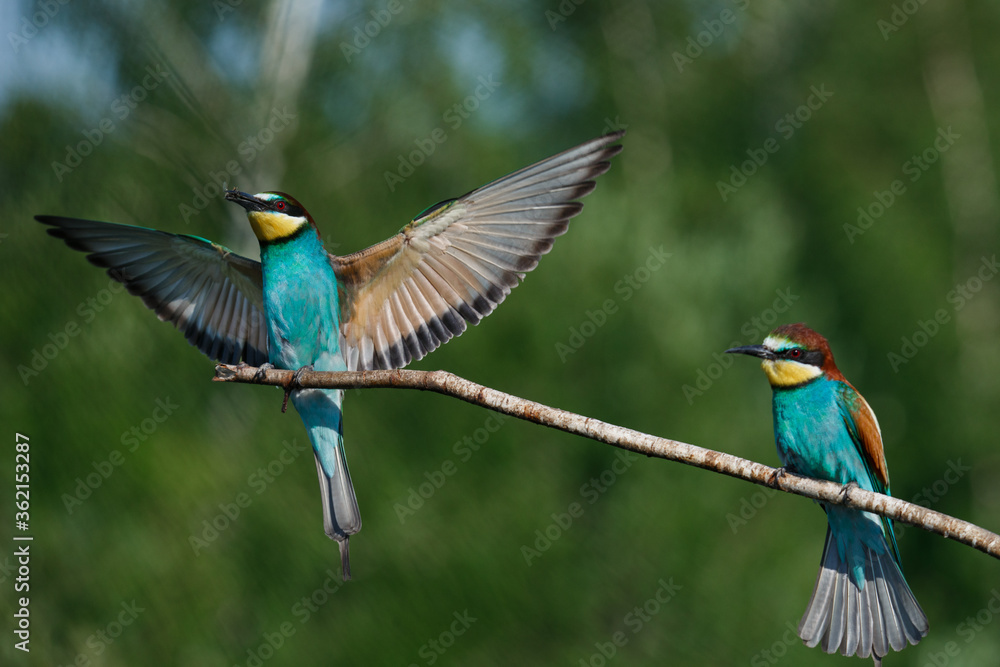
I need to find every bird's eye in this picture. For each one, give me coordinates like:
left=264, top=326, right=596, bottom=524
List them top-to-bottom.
left=275, top=200, right=286, bottom=211
left=789, top=349, right=801, bottom=359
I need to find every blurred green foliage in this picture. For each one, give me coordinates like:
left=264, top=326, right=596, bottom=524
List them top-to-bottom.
left=2, top=1, right=999, bottom=665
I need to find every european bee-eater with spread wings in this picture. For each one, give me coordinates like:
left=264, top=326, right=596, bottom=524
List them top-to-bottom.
left=38, top=131, right=624, bottom=580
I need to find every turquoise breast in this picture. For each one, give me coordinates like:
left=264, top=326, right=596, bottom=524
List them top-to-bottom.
left=259, top=229, right=345, bottom=373
left=771, top=377, right=876, bottom=493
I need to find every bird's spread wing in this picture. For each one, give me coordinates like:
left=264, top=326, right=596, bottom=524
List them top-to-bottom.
left=331, top=131, right=624, bottom=370
left=37, top=216, right=269, bottom=365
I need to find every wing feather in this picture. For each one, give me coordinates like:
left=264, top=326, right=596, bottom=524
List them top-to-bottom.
left=332, top=131, right=624, bottom=369
left=37, top=216, right=268, bottom=365
left=408, top=271, right=452, bottom=342
left=838, top=382, right=900, bottom=563
left=841, top=388, right=890, bottom=491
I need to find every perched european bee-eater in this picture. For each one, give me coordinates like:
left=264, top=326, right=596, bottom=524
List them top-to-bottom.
left=38, top=131, right=624, bottom=580
left=726, top=323, right=927, bottom=665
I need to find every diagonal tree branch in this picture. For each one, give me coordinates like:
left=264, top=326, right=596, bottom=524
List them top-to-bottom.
left=214, top=364, right=1000, bottom=560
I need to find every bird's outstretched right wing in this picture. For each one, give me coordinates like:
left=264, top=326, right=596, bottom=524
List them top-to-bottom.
left=37, top=216, right=269, bottom=365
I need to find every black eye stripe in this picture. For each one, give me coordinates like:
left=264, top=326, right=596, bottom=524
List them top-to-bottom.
left=270, top=200, right=302, bottom=216
left=781, top=348, right=823, bottom=367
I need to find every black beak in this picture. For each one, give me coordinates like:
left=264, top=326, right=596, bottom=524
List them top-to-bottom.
left=224, top=189, right=267, bottom=213
left=725, top=344, right=775, bottom=360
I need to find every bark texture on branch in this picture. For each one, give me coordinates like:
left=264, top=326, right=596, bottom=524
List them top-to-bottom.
left=215, top=364, right=1000, bottom=560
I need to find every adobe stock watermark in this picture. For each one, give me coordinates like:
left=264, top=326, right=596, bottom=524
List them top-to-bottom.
left=8, top=0, right=71, bottom=53
left=214, top=0, right=245, bottom=21
left=340, top=0, right=414, bottom=62
left=545, top=0, right=587, bottom=30
left=671, top=0, right=751, bottom=73
left=877, top=0, right=930, bottom=41
left=51, top=63, right=172, bottom=182
left=384, top=74, right=502, bottom=192
left=717, top=85, right=834, bottom=202
left=179, top=106, right=298, bottom=223
left=601, top=115, right=629, bottom=135
left=844, top=126, right=960, bottom=244
left=555, top=245, right=671, bottom=362
left=887, top=254, right=997, bottom=372
left=17, top=269, right=133, bottom=386
left=682, top=288, right=799, bottom=404
left=61, top=397, right=181, bottom=514
left=393, top=412, right=510, bottom=523
left=189, top=438, right=309, bottom=555
left=521, top=450, right=641, bottom=566
left=896, top=459, right=971, bottom=537
left=728, top=460, right=972, bottom=537
left=725, top=485, right=779, bottom=535
left=235, top=569, right=344, bottom=667
left=291, top=569, right=343, bottom=624
left=577, top=577, right=682, bottom=666
left=921, top=587, right=1000, bottom=666
left=56, top=600, right=145, bottom=667
left=406, top=610, right=477, bottom=667
left=748, top=620, right=801, bottom=666
left=236, top=622, right=295, bottom=667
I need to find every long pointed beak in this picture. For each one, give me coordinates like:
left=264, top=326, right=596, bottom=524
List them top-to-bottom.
left=224, top=189, right=267, bottom=213
left=725, top=344, right=775, bottom=360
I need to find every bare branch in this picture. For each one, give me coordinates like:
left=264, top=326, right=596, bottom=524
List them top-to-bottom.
left=215, top=364, right=1000, bottom=560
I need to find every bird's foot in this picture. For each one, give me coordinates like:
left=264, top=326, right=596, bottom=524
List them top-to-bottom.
left=251, top=362, right=275, bottom=383
left=282, top=364, right=314, bottom=413
left=766, top=466, right=787, bottom=488
left=839, top=480, right=859, bottom=504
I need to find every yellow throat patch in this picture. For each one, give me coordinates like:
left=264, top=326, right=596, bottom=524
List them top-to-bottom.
left=247, top=210, right=307, bottom=243
left=761, top=358, right=822, bottom=387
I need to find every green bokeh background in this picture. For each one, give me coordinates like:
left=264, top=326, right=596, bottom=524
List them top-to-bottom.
left=2, top=1, right=999, bottom=665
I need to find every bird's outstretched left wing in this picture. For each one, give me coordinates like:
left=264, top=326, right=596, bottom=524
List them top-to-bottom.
left=331, top=131, right=624, bottom=370
left=37, top=216, right=269, bottom=365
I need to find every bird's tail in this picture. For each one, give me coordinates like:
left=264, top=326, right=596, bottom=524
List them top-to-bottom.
left=292, top=388, right=361, bottom=581
left=798, top=526, right=927, bottom=664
